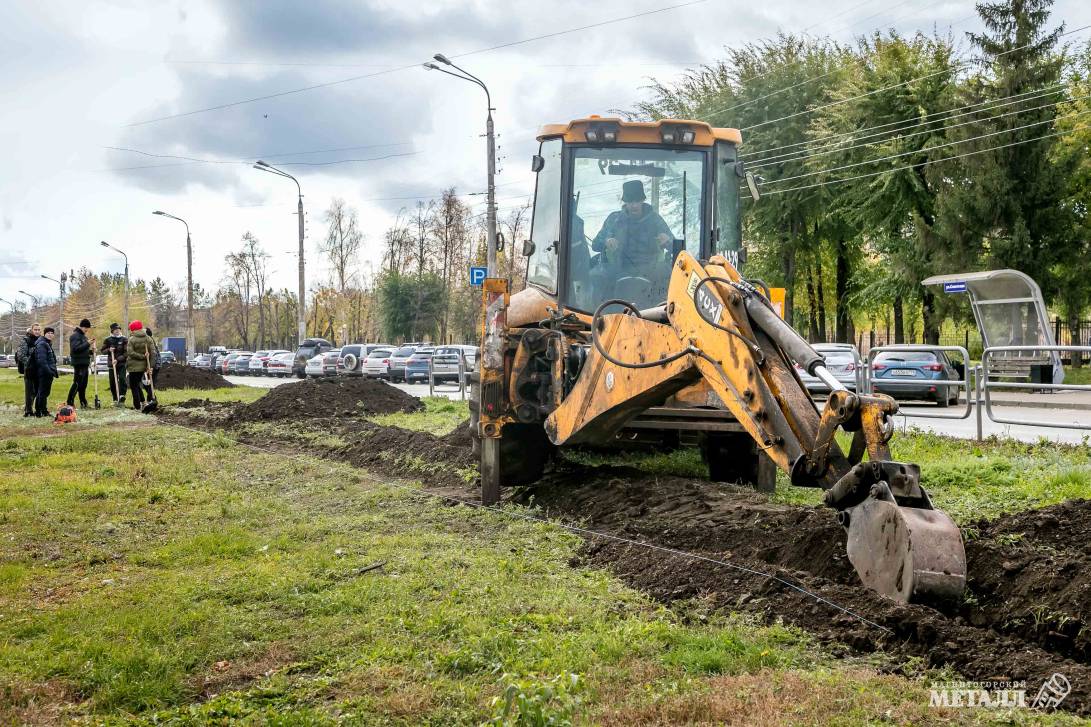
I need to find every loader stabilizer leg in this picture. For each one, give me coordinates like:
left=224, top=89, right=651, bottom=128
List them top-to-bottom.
left=826, top=461, right=967, bottom=603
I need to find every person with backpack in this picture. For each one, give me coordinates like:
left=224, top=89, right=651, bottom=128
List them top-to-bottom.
left=66, top=318, right=95, bottom=409
left=125, top=321, right=153, bottom=410
left=16, top=323, right=41, bottom=417
left=101, top=323, right=128, bottom=404
left=33, top=327, right=59, bottom=417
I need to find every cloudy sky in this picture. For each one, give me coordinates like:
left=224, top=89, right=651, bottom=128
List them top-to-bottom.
left=3, top=0, right=1089, bottom=308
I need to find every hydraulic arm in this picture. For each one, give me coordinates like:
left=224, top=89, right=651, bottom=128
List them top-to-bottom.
left=545, top=251, right=966, bottom=603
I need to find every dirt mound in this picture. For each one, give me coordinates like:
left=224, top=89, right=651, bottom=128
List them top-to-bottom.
left=156, top=364, right=234, bottom=390
left=235, top=377, right=422, bottom=421
left=334, top=421, right=476, bottom=486
left=519, top=469, right=1091, bottom=714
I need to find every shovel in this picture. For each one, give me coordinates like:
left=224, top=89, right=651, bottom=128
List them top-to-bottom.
left=140, top=350, right=158, bottom=414
left=109, top=351, right=122, bottom=407
left=93, top=361, right=102, bottom=409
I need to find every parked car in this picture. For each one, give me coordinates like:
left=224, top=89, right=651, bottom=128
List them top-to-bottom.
left=294, top=338, right=334, bottom=378
left=795, top=343, right=861, bottom=393
left=338, top=344, right=366, bottom=376
left=386, top=345, right=419, bottom=383
left=430, top=345, right=477, bottom=383
left=209, top=346, right=228, bottom=358
left=321, top=348, right=342, bottom=376
left=363, top=348, right=395, bottom=379
left=404, top=348, right=435, bottom=383
left=871, top=348, right=962, bottom=406
left=248, top=349, right=288, bottom=376
left=241, top=350, right=272, bottom=376
left=159, top=351, right=177, bottom=365
left=220, top=352, right=240, bottom=374
left=227, top=352, right=254, bottom=375
left=267, top=352, right=296, bottom=377
left=192, top=353, right=212, bottom=370
left=304, top=353, right=325, bottom=378
left=93, top=354, right=110, bottom=374
left=0, top=355, right=12, bottom=368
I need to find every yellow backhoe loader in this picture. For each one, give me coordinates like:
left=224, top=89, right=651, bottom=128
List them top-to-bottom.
left=470, top=117, right=965, bottom=604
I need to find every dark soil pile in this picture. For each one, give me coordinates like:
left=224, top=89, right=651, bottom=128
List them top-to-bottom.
left=156, top=364, right=234, bottom=390
left=234, top=377, right=422, bottom=421
left=333, top=420, right=476, bottom=486
left=517, top=470, right=1091, bottom=714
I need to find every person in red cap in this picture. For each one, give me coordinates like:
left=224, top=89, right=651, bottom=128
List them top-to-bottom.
left=125, top=321, right=153, bottom=410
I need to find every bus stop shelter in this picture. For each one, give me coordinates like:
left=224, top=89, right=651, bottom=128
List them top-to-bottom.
left=921, top=269, right=1063, bottom=384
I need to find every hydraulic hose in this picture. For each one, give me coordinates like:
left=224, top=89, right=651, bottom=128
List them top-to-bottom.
left=590, top=299, right=697, bottom=369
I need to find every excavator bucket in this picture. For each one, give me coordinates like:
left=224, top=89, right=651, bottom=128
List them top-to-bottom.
left=840, top=480, right=966, bottom=603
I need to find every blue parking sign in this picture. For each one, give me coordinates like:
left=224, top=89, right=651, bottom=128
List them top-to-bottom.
left=469, top=266, right=487, bottom=286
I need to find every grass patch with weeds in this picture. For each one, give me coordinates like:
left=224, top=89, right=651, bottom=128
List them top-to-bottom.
left=369, top=395, right=469, bottom=435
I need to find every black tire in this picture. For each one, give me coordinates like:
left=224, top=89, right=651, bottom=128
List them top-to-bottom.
left=469, top=373, right=550, bottom=489
left=935, top=391, right=950, bottom=408
left=701, top=433, right=777, bottom=493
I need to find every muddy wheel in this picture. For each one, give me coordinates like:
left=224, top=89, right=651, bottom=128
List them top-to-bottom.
left=469, top=374, right=550, bottom=502
left=701, top=433, right=776, bottom=493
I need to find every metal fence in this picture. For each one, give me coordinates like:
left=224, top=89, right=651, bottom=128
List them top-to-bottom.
left=978, top=345, right=1091, bottom=432
left=428, top=356, right=467, bottom=400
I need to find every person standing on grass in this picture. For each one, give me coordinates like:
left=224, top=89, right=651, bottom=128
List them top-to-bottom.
left=66, top=318, right=95, bottom=409
left=125, top=321, right=152, bottom=410
left=101, top=322, right=128, bottom=404
left=15, top=323, right=41, bottom=417
left=32, top=327, right=59, bottom=417
left=145, top=327, right=161, bottom=388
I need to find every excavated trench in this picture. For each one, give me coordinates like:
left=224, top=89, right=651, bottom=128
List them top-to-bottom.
left=160, top=387, right=1091, bottom=714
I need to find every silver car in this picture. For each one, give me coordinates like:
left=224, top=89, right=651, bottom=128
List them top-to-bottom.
left=795, top=344, right=862, bottom=393
left=430, top=345, right=478, bottom=383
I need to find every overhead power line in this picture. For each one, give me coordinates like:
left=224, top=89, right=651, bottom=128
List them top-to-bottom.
left=125, top=0, right=707, bottom=128
left=706, top=22, right=1091, bottom=134
left=743, top=83, right=1066, bottom=163
left=749, top=90, right=1086, bottom=171
left=762, top=121, right=1088, bottom=197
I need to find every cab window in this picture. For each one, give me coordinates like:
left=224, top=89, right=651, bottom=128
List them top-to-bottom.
left=527, top=138, right=562, bottom=291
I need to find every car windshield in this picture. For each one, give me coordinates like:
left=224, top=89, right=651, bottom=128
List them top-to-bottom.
left=566, top=146, right=706, bottom=313
left=368, top=350, right=392, bottom=359
left=822, top=351, right=856, bottom=363
left=875, top=352, right=938, bottom=363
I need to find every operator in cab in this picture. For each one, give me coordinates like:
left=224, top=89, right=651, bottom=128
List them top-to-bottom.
left=590, top=180, right=674, bottom=299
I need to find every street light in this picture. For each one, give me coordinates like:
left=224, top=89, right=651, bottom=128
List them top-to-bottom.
left=426, top=53, right=498, bottom=276
left=253, top=160, right=306, bottom=346
left=153, top=210, right=195, bottom=357
left=100, top=241, right=129, bottom=330
left=41, top=273, right=68, bottom=360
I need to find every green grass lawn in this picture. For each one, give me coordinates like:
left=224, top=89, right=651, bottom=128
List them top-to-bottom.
left=1, top=368, right=1088, bottom=722
left=2, top=376, right=1074, bottom=723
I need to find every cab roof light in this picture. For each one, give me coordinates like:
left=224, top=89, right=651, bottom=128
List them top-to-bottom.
left=585, top=121, right=620, bottom=144
left=662, top=125, right=696, bottom=145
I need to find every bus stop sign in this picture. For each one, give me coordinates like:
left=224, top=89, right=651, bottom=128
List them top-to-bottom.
left=943, top=281, right=967, bottom=293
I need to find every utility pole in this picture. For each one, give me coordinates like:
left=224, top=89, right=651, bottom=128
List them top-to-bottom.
left=425, top=54, right=497, bottom=275
left=254, top=161, right=306, bottom=345
left=153, top=211, right=195, bottom=357
left=100, top=242, right=129, bottom=331
left=41, top=273, right=67, bottom=359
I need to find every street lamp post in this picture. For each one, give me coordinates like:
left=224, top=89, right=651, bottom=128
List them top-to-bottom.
left=425, top=54, right=497, bottom=276
left=253, top=161, right=306, bottom=346
left=153, top=211, right=195, bottom=357
left=100, top=241, right=129, bottom=330
left=40, top=273, right=67, bottom=360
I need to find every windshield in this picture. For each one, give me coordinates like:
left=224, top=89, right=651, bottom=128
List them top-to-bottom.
left=566, top=146, right=705, bottom=312
left=393, top=346, right=416, bottom=357
left=875, top=352, right=938, bottom=363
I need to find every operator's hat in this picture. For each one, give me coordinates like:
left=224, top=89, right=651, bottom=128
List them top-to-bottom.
left=622, top=179, right=646, bottom=203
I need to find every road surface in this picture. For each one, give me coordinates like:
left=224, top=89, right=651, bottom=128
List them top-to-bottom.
left=223, top=374, right=1090, bottom=445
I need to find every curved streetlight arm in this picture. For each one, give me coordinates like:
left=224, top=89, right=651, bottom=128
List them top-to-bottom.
left=426, top=62, right=491, bottom=109
left=254, top=161, right=301, bottom=196
left=153, top=210, right=189, bottom=235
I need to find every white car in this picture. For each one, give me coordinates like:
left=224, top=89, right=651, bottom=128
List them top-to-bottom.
left=363, top=348, right=394, bottom=378
left=266, top=352, right=295, bottom=377
left=304, top=353, right=325, bottom=378
left=94, top=354, right=110, bottom=373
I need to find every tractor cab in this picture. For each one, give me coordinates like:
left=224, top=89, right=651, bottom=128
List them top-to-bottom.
left=524, top=117, right=746, bottom=314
